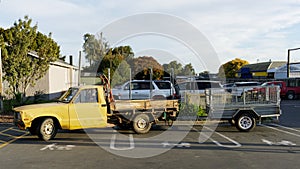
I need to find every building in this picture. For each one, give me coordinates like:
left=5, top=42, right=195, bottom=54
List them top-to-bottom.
left=3, top=52, right=79, bottom=100
left=25, top=59, right=79, bottom=100
left=237, top=61, right=286, bottom=79
left=270, top=63, right=300, bottom=79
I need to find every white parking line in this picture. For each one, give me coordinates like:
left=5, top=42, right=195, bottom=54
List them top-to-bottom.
left=268, top=123, right=300, bottom=133
left=261, top=124, right=300, bottom=138
left=0, top=127, right=28, bottom=149
left=193, top=127, right=241, bottom=148
left=110, top=132, right=134, bottom=150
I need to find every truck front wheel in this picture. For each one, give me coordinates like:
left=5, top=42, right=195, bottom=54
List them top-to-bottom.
left=235, top=113, right=256, bottom=132
left=132, top=114, right=152, bottom=134
left=37, top=118, right=58, bottom=141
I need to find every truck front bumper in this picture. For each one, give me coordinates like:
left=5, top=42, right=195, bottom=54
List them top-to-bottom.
left=13, top=112, right=26, bottom=130
left=14, top=119, right=25, bottom=130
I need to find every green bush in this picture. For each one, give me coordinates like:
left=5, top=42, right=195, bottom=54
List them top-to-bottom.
left=179, top=103, right=207, bottom=117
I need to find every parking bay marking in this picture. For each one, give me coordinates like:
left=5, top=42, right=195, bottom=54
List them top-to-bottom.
left=267, top=123, right=300, bottom=133
left=261, top=124, right=300, bottom=138
left=0, top=127, right=28, bottom=149
left=193, top=127, right=241, bottom=148
left=110, top=132, right=134, bottom=150
left=262, top=139, right=296, bottom=146
left=162, top=142, right=191, bottom=148
left=40, top=143, right=75, bottom=151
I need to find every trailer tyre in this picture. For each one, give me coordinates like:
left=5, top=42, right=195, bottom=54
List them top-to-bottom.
left=235, top=113, right=256, bottom=132
left=133, top=114, right=152, bottom=134
left=37, top=118, right=58, bottom=141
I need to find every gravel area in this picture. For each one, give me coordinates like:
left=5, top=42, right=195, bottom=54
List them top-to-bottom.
left=0, top=115, right=14, bottom=123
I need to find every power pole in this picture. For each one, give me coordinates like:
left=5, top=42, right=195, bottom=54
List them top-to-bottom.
left=287, top=47, right=300, bottom=78
left=78, top=51, right=82, bottom=86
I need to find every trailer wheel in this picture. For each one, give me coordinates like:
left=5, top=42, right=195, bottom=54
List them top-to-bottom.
left=286, top=91, right=295, bottom=100
left=235, top=113, right=256, bottom=132
left=132, top=114, right=152, bottom=134
left=37, top=118, right=58, bottom=141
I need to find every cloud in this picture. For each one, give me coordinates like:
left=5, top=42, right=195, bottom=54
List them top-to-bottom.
left=2, top=0, right=300, bottom=72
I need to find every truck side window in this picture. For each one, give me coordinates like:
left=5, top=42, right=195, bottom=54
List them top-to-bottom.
left=75, top=89, right=98, bottom=103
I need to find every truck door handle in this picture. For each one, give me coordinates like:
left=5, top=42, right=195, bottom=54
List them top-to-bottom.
left=101, top=104, right=107, bottom=107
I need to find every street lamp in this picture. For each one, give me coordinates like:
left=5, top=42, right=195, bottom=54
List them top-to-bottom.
left=287, top=47, right=300, bottom=78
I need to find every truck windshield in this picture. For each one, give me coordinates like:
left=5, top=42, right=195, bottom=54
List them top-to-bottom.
left=58, top=88, right=79, bottom=103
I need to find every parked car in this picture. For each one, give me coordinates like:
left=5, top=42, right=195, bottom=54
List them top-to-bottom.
left=112, top=80, right=176, bottom=100
left=178, top=80, right=222, bottom=101
left=231, top=81, right=261, bottom=97
left=261, top=81, right=300, bottom=99
left=222, top=83, right=234, bottom=92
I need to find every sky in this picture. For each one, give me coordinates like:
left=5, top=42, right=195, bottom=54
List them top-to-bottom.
left=1, top=0, right=300, bottom=73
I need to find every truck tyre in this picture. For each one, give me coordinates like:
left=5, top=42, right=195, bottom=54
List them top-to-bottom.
left=286, top=91, right=295, bottom=100
left=235, top=113, right=256, bottom=132
left=132, top=114, right=152, bottom=134
left=37, top=118, right=58, bottom=141
left=28, top=121, right=39, bottom=135
left=29, top=126, right=37, bottom=135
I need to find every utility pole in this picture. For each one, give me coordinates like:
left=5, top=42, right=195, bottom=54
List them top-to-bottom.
left=287, top=47, right=300, bottom=78
left=78, top=51, right=82, bottom=86
left=149, top=67, right=153, bottom=99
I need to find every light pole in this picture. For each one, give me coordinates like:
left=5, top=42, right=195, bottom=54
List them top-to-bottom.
left=287, top=47, right=300, bottom=78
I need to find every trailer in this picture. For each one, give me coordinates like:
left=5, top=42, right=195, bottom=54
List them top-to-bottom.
left=205, top=86, right=281, bottom=131
left=108, top=99, right=179, bottom=134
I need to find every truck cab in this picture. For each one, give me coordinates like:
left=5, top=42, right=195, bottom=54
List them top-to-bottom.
left=14, top=85, right=108, bottom=141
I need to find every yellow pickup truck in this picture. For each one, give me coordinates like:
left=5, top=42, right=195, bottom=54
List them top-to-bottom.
left=14, top=85, right=179, bottom=141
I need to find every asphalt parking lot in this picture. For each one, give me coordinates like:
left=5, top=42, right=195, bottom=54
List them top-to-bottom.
left=0, top=100, right=299, bottom=169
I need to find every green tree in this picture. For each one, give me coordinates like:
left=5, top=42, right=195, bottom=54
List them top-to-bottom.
left=1, top=16, right=60, bottom=100
left=83, top=32, right=109, bottom=66
left=97, top=46, right=134, bottom=78
left=133, top=56, right=164, bottom=80
left=218, top=58, right=249, bottom=78
left=111, top=61, right=131, bottom=87
left=163, top=61, right=183, bottom=76
left=180, top=63, right=195, bottom=76
left=198, top=70, right=210, bottom=78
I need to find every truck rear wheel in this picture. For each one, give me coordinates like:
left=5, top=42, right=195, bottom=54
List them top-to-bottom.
left=286, top=91, right=295, bottom=100
left=235, top=113, right=256, bottom=132
left=132, top=114, right=152, bottom=134
left=37, top=118, right=58, bottom=141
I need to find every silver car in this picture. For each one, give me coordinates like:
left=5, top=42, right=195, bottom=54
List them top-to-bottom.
left=112, top=80, right=176, bottom=100
left=231, top=81, right=261, bottom=96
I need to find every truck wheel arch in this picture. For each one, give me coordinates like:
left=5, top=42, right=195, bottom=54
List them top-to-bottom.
left=31, top=116, right=62, bottom=131
left=37, top=118, right=59, bottom=141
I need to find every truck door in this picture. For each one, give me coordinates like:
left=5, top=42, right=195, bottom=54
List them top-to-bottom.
left=69, top=88, right=107, bottom=129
